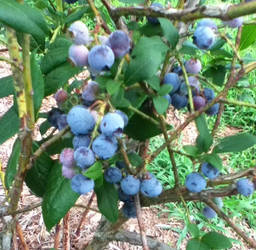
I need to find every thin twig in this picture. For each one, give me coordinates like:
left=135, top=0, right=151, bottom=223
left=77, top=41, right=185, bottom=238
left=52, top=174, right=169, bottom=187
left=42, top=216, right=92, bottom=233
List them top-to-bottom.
left=135, top=194, right=149, bottom=250
left=63, top=212, right=70, bottom=250
left=16, top=222, right=29, bottom=250
left=54, top=223, right=61, bottom=250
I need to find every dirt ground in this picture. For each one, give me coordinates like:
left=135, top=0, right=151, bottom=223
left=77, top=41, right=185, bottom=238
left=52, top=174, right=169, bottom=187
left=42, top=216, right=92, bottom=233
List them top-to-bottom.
left=0, top=48, right=255, bottom=250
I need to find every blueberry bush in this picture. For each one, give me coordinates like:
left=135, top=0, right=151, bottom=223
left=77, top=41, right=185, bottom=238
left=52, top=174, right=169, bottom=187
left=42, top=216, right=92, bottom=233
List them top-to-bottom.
left=1, top=0, right=256, bottom=249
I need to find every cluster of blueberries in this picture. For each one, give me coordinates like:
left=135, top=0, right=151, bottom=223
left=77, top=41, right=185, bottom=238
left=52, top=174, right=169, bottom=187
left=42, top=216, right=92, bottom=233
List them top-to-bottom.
left=68, top=20, right=131, bottom=75
left=162, top=60, right=220, bottom=115
left=185, top=163, right=255, bottom=219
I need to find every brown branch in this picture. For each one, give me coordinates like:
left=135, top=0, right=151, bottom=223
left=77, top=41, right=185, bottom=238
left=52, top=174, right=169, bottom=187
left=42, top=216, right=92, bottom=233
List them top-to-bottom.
left=108, top=2, right=256, bottom=22
left=212, top=103, right=225, bottom=136
left=76, top=192, right=95, bottom=236
left=135, top=194, right=149, bottom=250
left=202, top=197, right=256, bottom=249
left=63, top=212, right=70, bottom=250
left=16, top=222, right=29, bottom=250
left=54, top=223, right=61, bottom=250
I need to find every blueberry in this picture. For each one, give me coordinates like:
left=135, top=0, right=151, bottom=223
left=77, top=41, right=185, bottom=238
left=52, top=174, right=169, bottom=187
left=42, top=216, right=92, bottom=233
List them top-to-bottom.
left=64, top=0, right=78, bottom=4
left=147, top=3, right=163, bottom=25
left=223, top=17, right=243, bottom=28
left=197, top=19, right=217, bottom=30
left=68, top=21, right=90, bottom=45
left=193, top=26, right=216, bottom=50
left=106, top=30, right=131, bottom=58
left=68, top=44, right=89, bottom=67
left=88, top=45, right=115, bottom=72
left=185, top=59, right=202, bottom=74
left=172, top=66, right=183, bottom=76
left=163, top=73, right=181, bottom=95
left=188, top=76, right=200, bottom=95
left=82, top=81, right=99, bottom=106
left=178, top=82, right=188, bottom=96
left=203, top=88, right=215, bottom=101
left=54, top=90, right=68, bottom=106
left=171, top=93, right=188, bottom=110
left=164, top=94, right=172, bottom=106
left=193, top=96, right=206, bottom=111
left=206, top=103, right=220, bottom=116
left=67, top=105, right=95, bottom=135
left=47, top=108, right=63, bottom=128
left=115, top=110, right=128, bottom=127
left=100, top=112, right=124, bottom=137
left=57, top=114, right=68, bottom=131
left=92, top=134, right=118, bottom=160
left=72, top=135, right=90, bottom=150
left=74, top=146, right=95, bottom=169
left=59, top=148, right=75, bottom=167
left=116, top=161, right=126, bottom=170
left=201, top=162, right=220, bottom=179
left=62, top=165, right=75, bottom=179
left=104, top=167, right=122, bottom=184
left=185, top=172, right=206, bottom=193
left=140, top=173, right=162, bottom=198
left=71, top=174, right=94, bottom=195
left=121, top=175, right=140, bottom=195
left=236, top=178, right=254, bottom=196
left=118, top=188, right=133, bottom=202
left=213, top=197, right=223, bottom=209
left=122, top=201, right=137, bottom=218
left=203, top=206, right=217, bottom=219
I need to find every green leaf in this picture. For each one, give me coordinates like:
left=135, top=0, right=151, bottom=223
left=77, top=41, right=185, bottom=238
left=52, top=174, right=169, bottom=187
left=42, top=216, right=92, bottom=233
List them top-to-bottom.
left=0, top=0, right=49, bottom=47
left=119, top=0, right=145, bottom=3
left=65, top=7, right=90, bottom=24
left=159, top=18, right=179, bottom=49
left=139, top=22, right=163, bottom=37
left=239, top=24, right=256, bottom=51
left=125, top=36, right=168, bottom=85
left=41, top=37, right=72, bottom=74
left=210, top=38, right=225, bottom=51
left=180, top=40, right=198, bottom=56
left=31, top=52, right=44, bottom=115
left=45, top=62, right=81, bottom=96
left=203, top=65, right=226, bottom=86
left=146, top=75, right=160, bottom=91
left=0, top=76, right=14, bottom=98
left=106, top=80, right=121, bottom=95
left=158, top=84, right=172, bottom=96
left=124, top=87, right=147, bottom=109
left=111, top=88, right=130, bottom=108
left=153, top=96, right=169, bottom=114
left=0, top=106, right=19, bottom=145
left=195, top=115, right=213, bottom=153
left=39, top=120, right=51, bottom=136
left=213, top=133, right=256, bottom=154
left=5, top=138, right=20, bottom=189
left=25, top=143, right=55, bottom=197
left=183, top=145, right=199, bottom=156
left=128, top=152, right=143, bottom=167
left=200, top=153, right=223, bottom=170
left=84, top=161, right=103, bottom=181
left=42, top=162, right=80, bottom=231
left=95, top=179, right=119, bottom=223
left=187, top=223, right=200, bottom=238
left=201, top=232, right=232, bottom=249
left=186, top=239, right=210, bottom=250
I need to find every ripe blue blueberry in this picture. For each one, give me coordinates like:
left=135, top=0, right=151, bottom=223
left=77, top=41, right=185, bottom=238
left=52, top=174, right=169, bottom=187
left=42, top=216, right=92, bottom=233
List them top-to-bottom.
left=64, top=0, right=78, bottom=3
left=147, top=3, right=163, bottom=25
left=223, top=17, right=243, bottom=28
left=197, top=19, right=217, bottom=30
left=68, top=21, right=90, bottom=45
left=193, top=26, right=216, bottom=50
left=106, top=30, right=131, bottom=58
left=68, top=44, right=89, bottom=67
left=88, top=45, right=115, bottom=72
left=185, top=59, right=202, bottom=74
left=172, top=65, right=183, bottom=76
left=163, top=73, right=181, bottom=95
left=82, top=81, right=99, bottom=106
left=203, top=88, right=215, bottom=101
left=171, top=93, right=188, bottom=110
left=164, top=94, right=172, bottom=106
left=193, top=96, right=207, bottom=111
left=206, top=103, right=220, bottom=116
left=67, top=105, right=95, bottom=135
left=47, top=108, right=63, bottom=128
left=115, top=110, right=129, bottom=127
left=100, top=112, right=124, bottom=137
left=57, top=114, right=68, bottom=131
left=92, top=134, right=118, bottom=160
left=72, top=135, right=90, bottom=150
left=74, top=146, right=95, bottom=169
left=60, top=148, right=75, bottom=168
left=116, top=161, right=126, bottom=170
left=201, top=162, right=220, bottom=179
left=62, top=165, right=75, bottom=179
left=104, top=167, right=122, bottom=184
left=185, top=172, right=206, bottom=193
left=140, top=173, right=162, bottom=198
left=71, top=174, right=94, bottom=195
left=121, top=175, right=140, bottom=196
left=236, top=178, right=254, bottom=196
left=118, top=188, right=133, bottom=202
left=122, top=201, right=137, bottom=218
left=203, top=206, right=217, bottom=219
